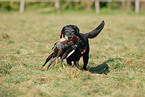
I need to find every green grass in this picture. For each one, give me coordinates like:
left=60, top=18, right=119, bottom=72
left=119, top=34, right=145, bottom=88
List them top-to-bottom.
left=0, top=11, right=145, bottom=97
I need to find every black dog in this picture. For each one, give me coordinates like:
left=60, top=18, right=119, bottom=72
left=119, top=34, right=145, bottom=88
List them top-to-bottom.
left=60, top=21, right=105, bottom=70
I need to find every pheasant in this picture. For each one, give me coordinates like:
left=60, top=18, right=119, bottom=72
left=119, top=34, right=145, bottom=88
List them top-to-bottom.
left=42, top=35, right=80, bottom=70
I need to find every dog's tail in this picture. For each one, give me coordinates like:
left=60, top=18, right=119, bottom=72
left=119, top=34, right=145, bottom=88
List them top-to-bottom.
left=85, top=20, right=105, bottom=39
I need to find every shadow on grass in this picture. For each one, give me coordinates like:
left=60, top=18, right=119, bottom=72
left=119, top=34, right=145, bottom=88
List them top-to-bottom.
left=88, top=58, right=123, bottom=75
left=88, top=63, right=109, bottom=75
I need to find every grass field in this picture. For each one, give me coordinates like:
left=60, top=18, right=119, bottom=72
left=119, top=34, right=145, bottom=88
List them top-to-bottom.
left=0, top=11, right=145, bottom=97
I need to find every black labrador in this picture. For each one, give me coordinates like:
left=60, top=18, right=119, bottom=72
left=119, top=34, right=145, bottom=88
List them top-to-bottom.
left=60, top=21, right=105, bottom=70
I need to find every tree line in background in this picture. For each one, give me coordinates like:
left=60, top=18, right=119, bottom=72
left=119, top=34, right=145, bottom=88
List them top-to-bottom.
left=0, top=1, right=145, bottom=12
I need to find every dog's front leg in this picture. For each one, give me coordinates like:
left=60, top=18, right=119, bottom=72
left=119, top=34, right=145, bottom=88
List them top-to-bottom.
left=66, top=58, right=72, bottom=66
left=74, top=60, right=79, bottom=68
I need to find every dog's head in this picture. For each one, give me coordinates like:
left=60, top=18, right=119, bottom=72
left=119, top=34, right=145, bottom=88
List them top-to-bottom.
left=60, top=25, right=80, bottom=39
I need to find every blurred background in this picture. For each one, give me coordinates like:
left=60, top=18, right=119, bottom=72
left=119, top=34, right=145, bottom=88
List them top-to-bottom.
left=0, top=0, right=145, bottom=13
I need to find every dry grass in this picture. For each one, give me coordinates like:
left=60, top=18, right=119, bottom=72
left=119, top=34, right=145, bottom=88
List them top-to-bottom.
left=0, top=11, right=145, bottom=97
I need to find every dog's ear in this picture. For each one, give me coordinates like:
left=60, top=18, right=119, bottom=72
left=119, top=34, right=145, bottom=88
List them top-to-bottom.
left=73, top=25, right=80, bottom=36
left=60, top=27, right=65, bottom=38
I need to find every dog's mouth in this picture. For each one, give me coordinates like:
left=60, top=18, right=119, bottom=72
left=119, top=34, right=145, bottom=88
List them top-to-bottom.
left=65, top=35, right=69, bottom=40
left=65, top=35, right=73, bottom=40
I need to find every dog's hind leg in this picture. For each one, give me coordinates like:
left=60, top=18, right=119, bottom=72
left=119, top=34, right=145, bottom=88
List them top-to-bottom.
left=42, top=52, right=53, bottom=67
left=82, top=52, right=89, bottom=70
left=47, top=57, right=56, bottom=70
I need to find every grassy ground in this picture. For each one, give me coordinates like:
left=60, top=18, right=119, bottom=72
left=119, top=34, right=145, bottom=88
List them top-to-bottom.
left=0, top=11, right=145, bottom=97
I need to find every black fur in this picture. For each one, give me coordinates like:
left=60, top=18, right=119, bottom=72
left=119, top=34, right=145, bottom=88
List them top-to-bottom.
left=60, top=21, right=105, bottom=70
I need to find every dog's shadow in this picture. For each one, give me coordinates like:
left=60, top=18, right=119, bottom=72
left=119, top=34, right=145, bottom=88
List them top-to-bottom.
left=87, top=58, right=123, bottom=75
left=88, top=63, right=109, bottom=75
